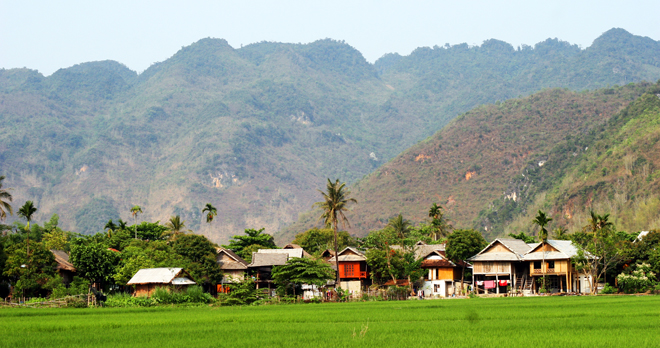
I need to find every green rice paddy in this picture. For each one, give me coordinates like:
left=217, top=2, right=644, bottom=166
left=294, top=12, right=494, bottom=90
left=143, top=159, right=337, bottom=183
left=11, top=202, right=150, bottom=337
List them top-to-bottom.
left=1, top=296, right=659, bottom=347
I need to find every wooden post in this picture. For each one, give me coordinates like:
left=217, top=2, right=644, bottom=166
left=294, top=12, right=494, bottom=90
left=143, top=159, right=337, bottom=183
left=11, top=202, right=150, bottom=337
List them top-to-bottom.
left=496, top=274, right=499, bottom=294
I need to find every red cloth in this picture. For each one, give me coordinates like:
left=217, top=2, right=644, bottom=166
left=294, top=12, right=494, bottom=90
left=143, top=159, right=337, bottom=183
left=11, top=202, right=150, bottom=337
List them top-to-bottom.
left=484, top=280, right=496, bottom=289
left=499, top=280, right=508, bottom=287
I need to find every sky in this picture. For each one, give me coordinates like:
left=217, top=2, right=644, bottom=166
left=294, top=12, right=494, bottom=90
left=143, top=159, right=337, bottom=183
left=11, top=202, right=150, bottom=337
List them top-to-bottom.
left=1, top=0, right=659, bottom=76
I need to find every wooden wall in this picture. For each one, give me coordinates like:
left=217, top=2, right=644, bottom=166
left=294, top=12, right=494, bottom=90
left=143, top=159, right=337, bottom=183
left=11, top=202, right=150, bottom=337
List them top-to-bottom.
left=529, top=260, right=571, bottom=274
left=473, top=261, right=511, bottom=274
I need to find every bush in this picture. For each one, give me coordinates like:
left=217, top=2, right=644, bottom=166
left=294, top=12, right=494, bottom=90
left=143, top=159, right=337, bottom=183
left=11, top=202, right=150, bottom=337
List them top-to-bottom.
left=617, top=263, right=657, bottom=294
left=600, top=284, right=617, bottom=294
left=151, top=285, right=213, bottom=305
left=105, top=293, right=156, bottom=307
left=65, top=296, right=88, bottom=308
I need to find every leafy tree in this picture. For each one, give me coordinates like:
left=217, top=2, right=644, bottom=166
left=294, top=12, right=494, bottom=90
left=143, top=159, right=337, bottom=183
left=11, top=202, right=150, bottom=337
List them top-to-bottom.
left=0, top=176, right=12, bottom=221
left=313, top=178, right=357, bottom=287
left=202, top=203, right=217, bottom=223
left=130, top=205, right=142, bottom=239
left=532, top=210, right=553, bottom=291
left=572, top=212, right=626, bottom=295
left=42, top=216, right=69, bottom=251
left=132, top=221, right=168, bottom=240
left=224, top=228, right=277, bottom=261
left=291, top=228, right=355, bottom=255
left=363, top=228, right=400, bottom=284
left=446, top=229, right=487, bottom=294
left=508, top=231, right=536, bottom=243
left=172, top=234, right=223, bottom=284
left=3, top=241, right=56, bottom=297
left=70, top=242, right=119, bottom=288
left=272, top=257, right=334, bottom=296
left=223, top=277, right=259, bottom=306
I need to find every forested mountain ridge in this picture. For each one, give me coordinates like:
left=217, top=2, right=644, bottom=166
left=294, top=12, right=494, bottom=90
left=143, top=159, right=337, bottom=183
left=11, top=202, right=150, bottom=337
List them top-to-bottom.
left=1, top=29, right=660, bottom=243
left=280, top=82, right=660, bottom=242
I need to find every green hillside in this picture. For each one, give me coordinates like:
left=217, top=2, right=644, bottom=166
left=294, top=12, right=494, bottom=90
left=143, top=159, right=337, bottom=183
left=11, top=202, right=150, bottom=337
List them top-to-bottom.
left=2, top=29, right=660, bottom=243
left=283, top=82, right=660, bottom=241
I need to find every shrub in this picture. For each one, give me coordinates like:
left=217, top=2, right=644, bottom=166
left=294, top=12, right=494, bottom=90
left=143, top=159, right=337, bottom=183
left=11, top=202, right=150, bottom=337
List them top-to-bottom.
left=617, top=263, right=657, bottom=294
left=600, top=284, right=617, bottom=294
left=105, top=293, right=156, bottom=307
left=65, top=296, right=88, bottom=308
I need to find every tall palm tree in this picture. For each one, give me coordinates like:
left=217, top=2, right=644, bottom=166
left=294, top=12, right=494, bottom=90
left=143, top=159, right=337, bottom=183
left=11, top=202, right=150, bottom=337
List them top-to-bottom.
left=0, top=176, right=13, bottom=221
left=313, top=178, right=357, bottom=288
left=17, top=201, right=37, bottom=258
left=428, top=202, right=451, bottom=240
left=202, top=203, right=217, bottom=223
left=130, top=205, right=142, bottom=239
left=532, top=210, right=553, bottom=292
left=587, top=211, right=613, bottom=233
left=164, top=215, right=190, bottom=239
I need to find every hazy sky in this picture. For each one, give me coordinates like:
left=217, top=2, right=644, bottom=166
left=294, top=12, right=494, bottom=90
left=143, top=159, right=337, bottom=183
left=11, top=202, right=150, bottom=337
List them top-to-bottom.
left=1, top=0, right=659, bottom=76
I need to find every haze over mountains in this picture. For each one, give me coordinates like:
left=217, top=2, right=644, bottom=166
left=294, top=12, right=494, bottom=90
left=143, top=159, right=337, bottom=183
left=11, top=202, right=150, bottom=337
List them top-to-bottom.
left=1, top=28, right=659, bottom=243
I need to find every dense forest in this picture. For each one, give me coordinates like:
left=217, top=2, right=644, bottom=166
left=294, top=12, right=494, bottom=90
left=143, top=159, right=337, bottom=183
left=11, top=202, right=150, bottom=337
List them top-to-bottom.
left=1, top=28, right=660, bottom=243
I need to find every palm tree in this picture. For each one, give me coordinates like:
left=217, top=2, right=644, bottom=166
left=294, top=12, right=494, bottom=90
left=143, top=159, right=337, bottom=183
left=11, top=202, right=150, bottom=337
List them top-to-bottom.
left=0, top=176, right=13, bottom=221
left=313, top=178, right=357, bottom=288
left=17, top=201, right=37, bottom=258
left=428, top=202, right=451, bottom=240
left=202, top=203, right=217, bottom=223
left=130, top=205, right=142, bottom=239
left=532, top=210, right=553, bottom=292
left=587, top=211, right=613, bottom=233
left=388, top=214, right=412, bottom=240
left=164, top=215, right=190, bottom=239
left=117, top=219, right=128, bottom=231
left=104, top=220, right=117, bottom=237
left=553, top=226, right=570, bottom=240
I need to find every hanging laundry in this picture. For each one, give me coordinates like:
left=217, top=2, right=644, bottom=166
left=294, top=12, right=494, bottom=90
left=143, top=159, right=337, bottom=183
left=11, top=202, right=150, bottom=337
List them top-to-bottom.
left=484, top=280, right=496, bottom=289
left=499, top=280, right=508, bottom=287
left=476, top=281, right=484, bottom=286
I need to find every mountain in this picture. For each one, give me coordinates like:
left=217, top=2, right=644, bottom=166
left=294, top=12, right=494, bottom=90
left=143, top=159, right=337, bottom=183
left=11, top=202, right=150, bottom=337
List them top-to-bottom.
left=1, top=29, right=660, bottom=243
left=281, top=82, right=660, bottom=241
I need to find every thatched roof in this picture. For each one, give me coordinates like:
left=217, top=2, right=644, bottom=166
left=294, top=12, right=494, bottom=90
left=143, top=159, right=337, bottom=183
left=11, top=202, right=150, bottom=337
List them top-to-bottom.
left=50, top=249, right=76, bottom=272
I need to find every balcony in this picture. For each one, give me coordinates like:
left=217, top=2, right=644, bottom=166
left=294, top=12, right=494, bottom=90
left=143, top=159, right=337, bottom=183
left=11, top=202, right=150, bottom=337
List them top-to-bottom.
left=533, top=268, right=556, bottom=274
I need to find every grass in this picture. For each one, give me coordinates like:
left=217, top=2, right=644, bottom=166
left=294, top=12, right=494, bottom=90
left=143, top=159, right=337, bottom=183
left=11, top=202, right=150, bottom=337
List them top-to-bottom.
left=1, top=295, right=659, bottom=347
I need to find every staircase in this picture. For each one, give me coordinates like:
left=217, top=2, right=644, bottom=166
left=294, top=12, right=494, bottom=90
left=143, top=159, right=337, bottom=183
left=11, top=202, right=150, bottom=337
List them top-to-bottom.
left=517, top=274, right=533, bottom=294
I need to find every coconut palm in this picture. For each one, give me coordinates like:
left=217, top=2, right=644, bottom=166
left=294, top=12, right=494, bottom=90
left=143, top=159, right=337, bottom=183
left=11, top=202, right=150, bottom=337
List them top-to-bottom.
left=0, top=176, right=13, bottom=221
left=313, top=178, right=357, bottom=287
left=17, top=201, right=37, bottom=258
left=202, top=203, right=217, bottom=223
left=130, top=205, right=142, bottom=239
left=532, top=210, right=553, bottom=292
left=587, top=211, right=613, bottom=233
left=388, top=214, right=412, bottom=240
left=164, top=215, right=190, bottom=239
left=117, top=219, right=128, bottom=231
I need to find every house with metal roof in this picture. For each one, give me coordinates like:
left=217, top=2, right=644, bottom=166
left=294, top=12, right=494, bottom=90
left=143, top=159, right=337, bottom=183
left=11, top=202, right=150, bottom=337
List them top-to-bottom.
left=468, top=238, right=537, bottom=295
left=522, top=240, right=592, bottom=294
left=323, top=247, right=370, bottom=294
left=127, top=268, right=196, bottom=297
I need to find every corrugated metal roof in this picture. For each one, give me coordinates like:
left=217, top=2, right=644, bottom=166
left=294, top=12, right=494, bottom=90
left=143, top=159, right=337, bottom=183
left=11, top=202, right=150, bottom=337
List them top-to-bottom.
left=522, top=240, right=579, bottom=260
left=258, top=248, right=304, bottom=258
left=469, top=252, right=521, bottom=262
left=249, top=253, right=288, bottom=267
left=127, top=268, right=195, bottom=285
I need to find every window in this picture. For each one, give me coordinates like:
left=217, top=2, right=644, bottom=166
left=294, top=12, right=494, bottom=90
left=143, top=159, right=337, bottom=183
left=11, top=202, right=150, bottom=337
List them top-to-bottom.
left=534, top=261, right=542, bottom=270
left=547, top=261, right=555, bottom=269
left=343, top=264, right=354, bottom=277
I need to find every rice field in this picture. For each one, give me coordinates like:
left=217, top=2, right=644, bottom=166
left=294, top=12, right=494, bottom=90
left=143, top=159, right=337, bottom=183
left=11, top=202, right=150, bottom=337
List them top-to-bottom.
left=1, top=295, right=659, bottom=348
